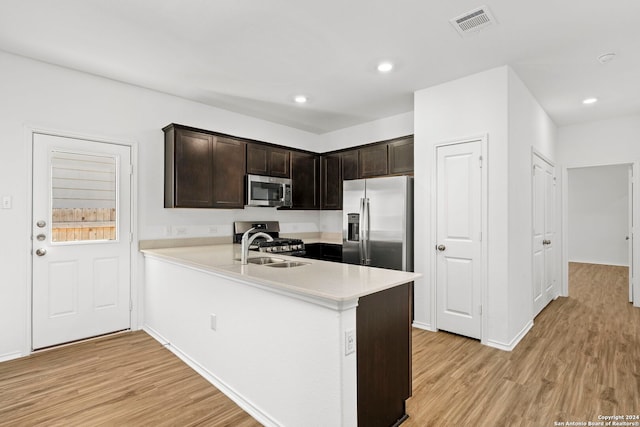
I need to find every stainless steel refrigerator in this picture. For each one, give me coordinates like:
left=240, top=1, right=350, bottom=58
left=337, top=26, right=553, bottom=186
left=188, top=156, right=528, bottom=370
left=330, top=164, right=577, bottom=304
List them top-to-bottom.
left=342, top=175, right=413, bottom=271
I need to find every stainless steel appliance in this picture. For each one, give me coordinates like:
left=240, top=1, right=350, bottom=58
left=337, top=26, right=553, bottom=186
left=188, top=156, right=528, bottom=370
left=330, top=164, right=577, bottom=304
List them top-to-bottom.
left=246, top=174, right=292, bottom=208
left=342, top=176, right=413, bottom=271
left=233, top=221, right=305, bottom=256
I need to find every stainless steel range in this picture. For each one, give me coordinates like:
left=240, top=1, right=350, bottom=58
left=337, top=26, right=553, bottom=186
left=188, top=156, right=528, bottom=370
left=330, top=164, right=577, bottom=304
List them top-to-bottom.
left=233, top=221, right=305, bottom=256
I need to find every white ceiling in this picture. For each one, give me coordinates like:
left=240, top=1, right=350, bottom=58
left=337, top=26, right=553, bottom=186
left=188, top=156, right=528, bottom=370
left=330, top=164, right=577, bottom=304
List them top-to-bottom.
left=1, top=0, right=639, bottom=134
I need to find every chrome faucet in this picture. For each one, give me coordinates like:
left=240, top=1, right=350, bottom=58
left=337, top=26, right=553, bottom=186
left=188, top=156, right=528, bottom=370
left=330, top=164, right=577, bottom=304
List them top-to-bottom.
left=241, top=227, right=274, bottom=265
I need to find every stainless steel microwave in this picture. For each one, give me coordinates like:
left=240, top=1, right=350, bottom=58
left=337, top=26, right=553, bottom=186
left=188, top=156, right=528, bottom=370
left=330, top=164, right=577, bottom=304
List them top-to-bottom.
left=246, top=174, right=292, bottom=207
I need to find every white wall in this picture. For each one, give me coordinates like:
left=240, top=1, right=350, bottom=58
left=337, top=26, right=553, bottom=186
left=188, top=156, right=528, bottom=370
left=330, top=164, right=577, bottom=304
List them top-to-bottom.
left=0, top=51, right=323, bottom=359
left=413, top=66, right=557, bottom=350
left=414, top=66, right=510, bottom=344
left=506, top=68, right=557, bottom=344
left=321, top=111, right=414, bottom=152
left=557, top=114, right=640, bottom=166
left=568, top=165, right=629, bottom=266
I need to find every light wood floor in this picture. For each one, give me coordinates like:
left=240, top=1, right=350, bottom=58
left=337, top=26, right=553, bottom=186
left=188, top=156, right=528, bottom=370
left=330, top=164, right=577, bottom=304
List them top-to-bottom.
left=1, top=262, right=638, bottom=426
left=405, top=262, right=640, bottom=426
left=0, top=331, right=261, bottom=427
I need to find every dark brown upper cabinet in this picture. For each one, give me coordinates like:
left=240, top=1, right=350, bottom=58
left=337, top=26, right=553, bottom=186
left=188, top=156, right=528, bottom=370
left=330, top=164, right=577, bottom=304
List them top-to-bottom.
left=164, top=123, right=412, bottom=210
left=164, top=124, right=246, bottom=209
left=212, top=136, right=246, bottom=208
left=341, top=136, right=413, bottom=181
left=388, top=137, right=414, bottom=175
left=247, top=143, right=290, bottom=178
left=359, top=144, right=388, bottom=178
left=342, top=149, right=359, bottom=181
left=290, top=151, right=320, bottom=210
left=321, top=154, right=342, bottom=210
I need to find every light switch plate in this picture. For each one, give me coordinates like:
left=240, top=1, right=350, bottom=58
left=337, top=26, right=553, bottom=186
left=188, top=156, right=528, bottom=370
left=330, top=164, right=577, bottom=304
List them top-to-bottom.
left=210, top=314, right=217, bottom=331
left=345, top=329, right=355, bottom=355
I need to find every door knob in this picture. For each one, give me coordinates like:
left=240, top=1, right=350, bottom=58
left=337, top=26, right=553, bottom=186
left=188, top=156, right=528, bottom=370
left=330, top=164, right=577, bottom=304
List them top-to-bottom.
left=437, top=244, right=446, bottom=251
left=35, top=248, right=47, bottom=257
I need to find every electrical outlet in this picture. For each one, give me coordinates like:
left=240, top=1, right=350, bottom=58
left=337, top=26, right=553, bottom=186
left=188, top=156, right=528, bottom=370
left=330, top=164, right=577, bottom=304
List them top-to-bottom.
left=345, top=329, right=355, bottom=355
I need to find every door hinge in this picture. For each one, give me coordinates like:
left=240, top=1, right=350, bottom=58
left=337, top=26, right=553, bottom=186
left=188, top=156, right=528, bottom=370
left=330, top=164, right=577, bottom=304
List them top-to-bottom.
left=479, top=155, right=483, bottom=168
left=128, top=164, right=133, bottom=175
left=479, top=231, right=482, bottom=242
left=129, top=233, right=133, bottom=243
left=129, top=300, right=133, bottom=311
left=479, top=305, right=483, bottom=315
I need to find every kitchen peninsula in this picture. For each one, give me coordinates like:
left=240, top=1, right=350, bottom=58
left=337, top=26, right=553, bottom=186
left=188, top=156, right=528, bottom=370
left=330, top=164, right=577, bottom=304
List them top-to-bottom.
left=141, top=243, right=420, bottom=427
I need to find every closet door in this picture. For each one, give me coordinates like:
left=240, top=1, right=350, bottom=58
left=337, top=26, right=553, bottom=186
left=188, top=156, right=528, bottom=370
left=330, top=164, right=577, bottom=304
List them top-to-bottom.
left=532, top=154, right=556, bottom=317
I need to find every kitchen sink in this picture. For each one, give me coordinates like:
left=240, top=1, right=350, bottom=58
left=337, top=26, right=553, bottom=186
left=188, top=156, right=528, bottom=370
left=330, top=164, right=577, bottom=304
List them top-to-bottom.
left=245, top=257, right=285, bottom=265
left=264, top=261, right=310, bottom=268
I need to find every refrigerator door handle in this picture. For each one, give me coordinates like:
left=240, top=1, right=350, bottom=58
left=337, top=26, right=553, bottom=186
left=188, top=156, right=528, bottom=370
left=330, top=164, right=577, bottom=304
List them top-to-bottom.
left=359, top=197, right=365, bottom=264
left=364, top=197, right=371, bottom=265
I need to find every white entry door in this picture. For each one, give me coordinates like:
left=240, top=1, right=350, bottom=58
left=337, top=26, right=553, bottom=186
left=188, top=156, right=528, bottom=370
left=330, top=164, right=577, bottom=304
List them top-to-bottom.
left=32, top=133, right=132, bottom=350
left=435, top=140, right=483, bottom=339
left=532, top=154, right=555, bottom=317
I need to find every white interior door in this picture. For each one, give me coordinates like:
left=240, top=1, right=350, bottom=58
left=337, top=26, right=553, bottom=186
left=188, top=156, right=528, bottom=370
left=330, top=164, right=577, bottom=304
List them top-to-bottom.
left=32, top=133, right=132, bottom=350
left=435, top=140, right=482, bottom=340
left=532, top=154, right=555, bottom=317
left=628, top=165, right=634, bottom=302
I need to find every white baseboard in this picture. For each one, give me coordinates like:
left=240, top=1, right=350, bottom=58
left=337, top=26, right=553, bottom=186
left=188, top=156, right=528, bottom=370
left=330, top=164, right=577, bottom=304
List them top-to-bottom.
left=568, top=260, right=629, bottom=267
left=484, top=320, right=533, bottom=352
left=412, top=321, right=435, bottom=332
left=143, top=326, right=279, bottom=427
left=0, top=351, right=24, bottom=363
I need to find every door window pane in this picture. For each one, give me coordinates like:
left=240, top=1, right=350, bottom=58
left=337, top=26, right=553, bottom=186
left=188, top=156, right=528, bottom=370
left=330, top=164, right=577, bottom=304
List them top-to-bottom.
left=51, top=151, right=117, bottom=242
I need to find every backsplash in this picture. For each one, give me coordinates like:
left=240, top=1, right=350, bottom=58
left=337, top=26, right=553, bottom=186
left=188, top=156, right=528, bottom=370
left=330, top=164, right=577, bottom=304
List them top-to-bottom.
left=140, top=206, right=343, bottom=240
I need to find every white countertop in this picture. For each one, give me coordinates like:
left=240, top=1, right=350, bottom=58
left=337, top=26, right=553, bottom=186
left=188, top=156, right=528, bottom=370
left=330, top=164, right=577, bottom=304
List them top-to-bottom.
left=141, top=244, right=420, bottom=303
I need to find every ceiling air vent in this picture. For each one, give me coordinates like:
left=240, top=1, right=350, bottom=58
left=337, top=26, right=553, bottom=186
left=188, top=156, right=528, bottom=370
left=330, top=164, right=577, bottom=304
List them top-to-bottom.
left=450, top=6, right=497, bottom=37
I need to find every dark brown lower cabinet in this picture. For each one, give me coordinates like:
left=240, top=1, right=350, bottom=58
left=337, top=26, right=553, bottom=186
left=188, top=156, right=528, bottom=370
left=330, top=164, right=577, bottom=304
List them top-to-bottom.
left=357, top=282, right=412, bottom=427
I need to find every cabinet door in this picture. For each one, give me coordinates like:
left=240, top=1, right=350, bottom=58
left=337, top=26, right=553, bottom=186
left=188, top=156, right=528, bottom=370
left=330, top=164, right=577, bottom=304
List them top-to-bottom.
left=172, top=129, right=214, bottom=207
left=212, top=136, right=246, bottom=208
left=389, top=138, right=414, bottom=175
left=246, top=143, right=269, bottom=176
left=247, top=143, right=290, bottom=178
left=360, top=144, right=388, bottom=178
left=269, top=147, right=290, bottom=178
left=342, top=150, right=359, bottom=180
left=290, top=151, right=319, bottom=209
left=321, top=154, right=342, bottom=210
left=357, top=282, right=412, bottom=426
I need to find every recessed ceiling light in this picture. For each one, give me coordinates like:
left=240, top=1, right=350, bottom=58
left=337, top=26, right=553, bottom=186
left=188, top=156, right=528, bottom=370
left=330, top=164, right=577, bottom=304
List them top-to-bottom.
left=377, top=62, right=394, bottom=73
left=294, top=95, right=308, bottom=104
left=583, top=97, right=598, bottom=105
